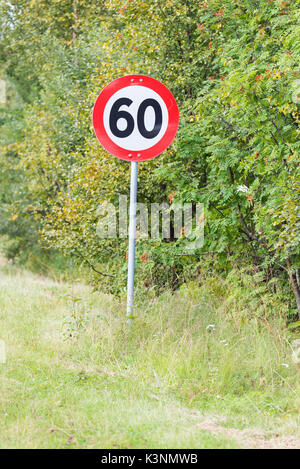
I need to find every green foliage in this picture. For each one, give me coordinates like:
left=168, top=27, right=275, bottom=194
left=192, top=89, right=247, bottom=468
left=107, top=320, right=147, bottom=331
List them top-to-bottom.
left=0, top=0, right=299, bottom=314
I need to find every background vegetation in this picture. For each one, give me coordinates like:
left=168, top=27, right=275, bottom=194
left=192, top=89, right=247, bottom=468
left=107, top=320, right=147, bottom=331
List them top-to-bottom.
left=0, top=0, right=299, bottom=317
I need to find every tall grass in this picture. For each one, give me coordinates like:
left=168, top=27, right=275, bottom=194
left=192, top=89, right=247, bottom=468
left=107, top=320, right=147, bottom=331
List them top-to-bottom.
left=0, top=263, right=299, bottom=448
left=70, top=267, right=300, bottom=427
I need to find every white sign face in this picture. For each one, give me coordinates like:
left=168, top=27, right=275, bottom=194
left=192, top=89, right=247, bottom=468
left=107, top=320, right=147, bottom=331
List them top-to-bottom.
left=103, top=85, right=169, bottom=152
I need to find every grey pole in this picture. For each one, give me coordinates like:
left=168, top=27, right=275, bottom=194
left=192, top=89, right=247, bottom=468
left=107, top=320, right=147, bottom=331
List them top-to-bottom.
left=126, top=161, right=138, bottom=323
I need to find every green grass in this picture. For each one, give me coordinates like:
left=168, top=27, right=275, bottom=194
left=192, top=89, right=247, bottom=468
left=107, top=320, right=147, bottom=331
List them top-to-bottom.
left=0, top=263, right=299, bottom=448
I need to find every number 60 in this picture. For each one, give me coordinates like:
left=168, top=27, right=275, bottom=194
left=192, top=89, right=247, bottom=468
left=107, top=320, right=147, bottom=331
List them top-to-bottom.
left=109, top=97, right=163, bottom=139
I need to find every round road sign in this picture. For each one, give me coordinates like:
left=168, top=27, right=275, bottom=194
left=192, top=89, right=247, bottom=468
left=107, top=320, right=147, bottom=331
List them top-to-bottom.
left=92, top=75, right=179, bottom=162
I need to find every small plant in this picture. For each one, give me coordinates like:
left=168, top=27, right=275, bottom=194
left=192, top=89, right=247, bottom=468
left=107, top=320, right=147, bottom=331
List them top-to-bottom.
left=62, top=293, right=90, bottom=340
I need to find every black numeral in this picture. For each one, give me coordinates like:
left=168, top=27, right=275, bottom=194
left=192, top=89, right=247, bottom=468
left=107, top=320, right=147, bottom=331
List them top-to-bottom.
left=109, top=98, right=134, bottom=138
left=137, top=98, right=162, bottom=139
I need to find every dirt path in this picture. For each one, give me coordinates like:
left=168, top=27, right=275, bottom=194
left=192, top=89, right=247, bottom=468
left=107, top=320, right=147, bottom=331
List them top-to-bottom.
left=196, top=418, right=300, bottom=449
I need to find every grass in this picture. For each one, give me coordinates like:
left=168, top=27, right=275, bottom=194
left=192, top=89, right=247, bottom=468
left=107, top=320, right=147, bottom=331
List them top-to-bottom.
left=0, top=262, right=299, bottom=448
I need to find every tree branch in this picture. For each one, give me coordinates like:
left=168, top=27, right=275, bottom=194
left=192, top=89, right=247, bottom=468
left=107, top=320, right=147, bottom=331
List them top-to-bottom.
left=254, top=93, right=291, bottom=149
left=76, top=251, right=114, bottom=277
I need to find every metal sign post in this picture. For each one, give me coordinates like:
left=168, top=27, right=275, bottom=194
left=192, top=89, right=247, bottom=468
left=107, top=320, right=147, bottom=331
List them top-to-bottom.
left=126, top=161, right=138, bottom=323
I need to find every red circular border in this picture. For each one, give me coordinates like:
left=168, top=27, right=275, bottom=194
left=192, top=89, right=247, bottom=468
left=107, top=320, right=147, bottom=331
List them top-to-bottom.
left=92, top=75, right=179, bottom=162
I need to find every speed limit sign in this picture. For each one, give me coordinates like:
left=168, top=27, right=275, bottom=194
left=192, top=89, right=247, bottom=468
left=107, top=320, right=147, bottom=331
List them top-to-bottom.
left=93, top=75, right=179, bottom=161
left=93, top=75, right=179, bottom=324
